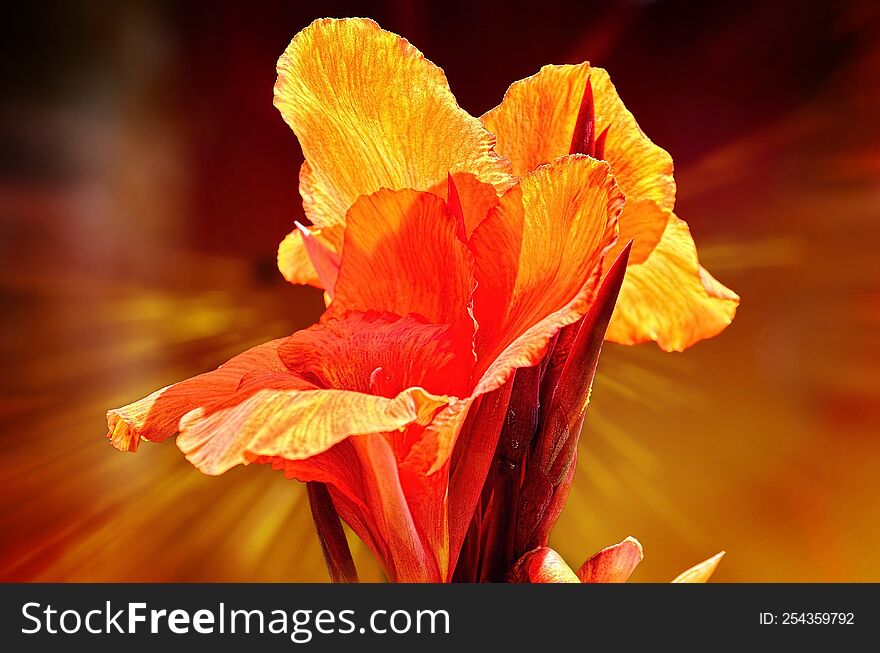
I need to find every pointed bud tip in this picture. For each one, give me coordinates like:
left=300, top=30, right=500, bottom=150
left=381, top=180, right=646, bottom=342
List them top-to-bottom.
left=569, top=75, right=596, bottom=156
left=672, top=551, right=725, bottom=583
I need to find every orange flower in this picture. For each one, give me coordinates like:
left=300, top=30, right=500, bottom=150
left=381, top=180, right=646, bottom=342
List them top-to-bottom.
left=106, top=18, right=736, bottom=583
left=277, top=19, right=738, bottom=352
left=108, top=161, right=623, bottom=581
left=509, top=538, right=725, bottom=583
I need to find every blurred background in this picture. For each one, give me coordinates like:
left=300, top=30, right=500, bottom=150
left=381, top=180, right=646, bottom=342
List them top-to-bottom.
left=1, top=0, right=878, bottom=582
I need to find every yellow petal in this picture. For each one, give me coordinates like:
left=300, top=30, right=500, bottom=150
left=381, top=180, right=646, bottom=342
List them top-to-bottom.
left=274, top=18, right=512, bottom=233
left=482, top=63, right=674, bottom=209
left=482, top=63, right=671, bottom=267
left=298, top=159, right=342, bottom=231
left=607, top=199, right=669, bottom=266
left=607, top=214, right=739, bottom=351
left=277, top=228, right=320, bottom=287
left=177, top=385, right=448, bottom=476
left=672, top=551, right=725, bottom=583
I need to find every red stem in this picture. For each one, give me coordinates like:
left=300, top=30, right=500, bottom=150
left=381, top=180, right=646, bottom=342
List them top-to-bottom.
left=306, top=481, right=358, bottom=583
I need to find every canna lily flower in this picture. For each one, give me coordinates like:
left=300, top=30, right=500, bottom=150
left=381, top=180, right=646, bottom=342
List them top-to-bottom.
left=105, top=18, right=736, bottom=583
left=277, top=19, right=738, bottom=353
left=107, top=144, right=624, bottom=580
left=509, top=538, right=725, bottom=583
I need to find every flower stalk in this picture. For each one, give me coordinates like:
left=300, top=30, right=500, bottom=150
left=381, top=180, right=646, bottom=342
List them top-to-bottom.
left=306, top=482, right=358, bottom=583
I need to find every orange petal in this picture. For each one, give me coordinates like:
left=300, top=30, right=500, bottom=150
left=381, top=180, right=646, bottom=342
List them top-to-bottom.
left=274, top=18, right=512, bottom=232
left=482, top=63, right=674, bottom=209
left=482, top=64, right=671, bottom=266
left=469, top=155, right=622, bottom=394
left=286, top=171, right=499, bottom=291
left=442, top=172, right=502, bottom=239
left=326, top=189, right=475, bottom=329
left=607, top=199, right=669, bottom=266
left=607, top=214, right=740, bottom=351
left=276, top=308, right=474, bottom=549
left=175, top=310, right=478, bottom=475
left=280, top=311, right=472, bottom=399
left=106, top=338, right=296, bottom=452
left=176, top=382, right=447, bottom=476
left=447, top=383, right=514, bottom=577
left=272, top=435, right=443, bottom=582
left=350, top=435, right=440, bottom=582
left=396, top=451, right=452, bottom=581
left=577, top=536, right=644, bottom=583
left=508, top=547, right=580, bottom=583
left=672, top=551, right=725, bottom=583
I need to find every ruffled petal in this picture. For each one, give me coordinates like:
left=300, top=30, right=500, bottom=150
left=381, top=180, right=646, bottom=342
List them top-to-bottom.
left=274, top=18, right=512, bottom=233
left=481, top=63, right=674, bottom=208
left=481, top=63, right=671, bottom=266
left=469, top=155, right=622, bottom=394
left=607, top=199, right=668, bottom=266
left=607, top=214, right=740, bottom=351
left=172, top=309, right=478, bottom=475
left=281, top=310, right=472, bottom=399
left=106, top=338, right=296, bottom=452
left=176, top=382, right=447, bottom=477
left=577, top=536, right=644, bottom=583
left=672, top=552, right=725, bottom=583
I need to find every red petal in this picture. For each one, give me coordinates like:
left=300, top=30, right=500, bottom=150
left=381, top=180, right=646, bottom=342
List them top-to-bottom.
left=569, top=75, right=595, bottom=156
left=280, top=310, right=472, bottom=399
left=478, top=365, right=542, bottom=581
left=577, top=536, right=644, bottom=583
left=508, top=547, right=580, bottom=583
